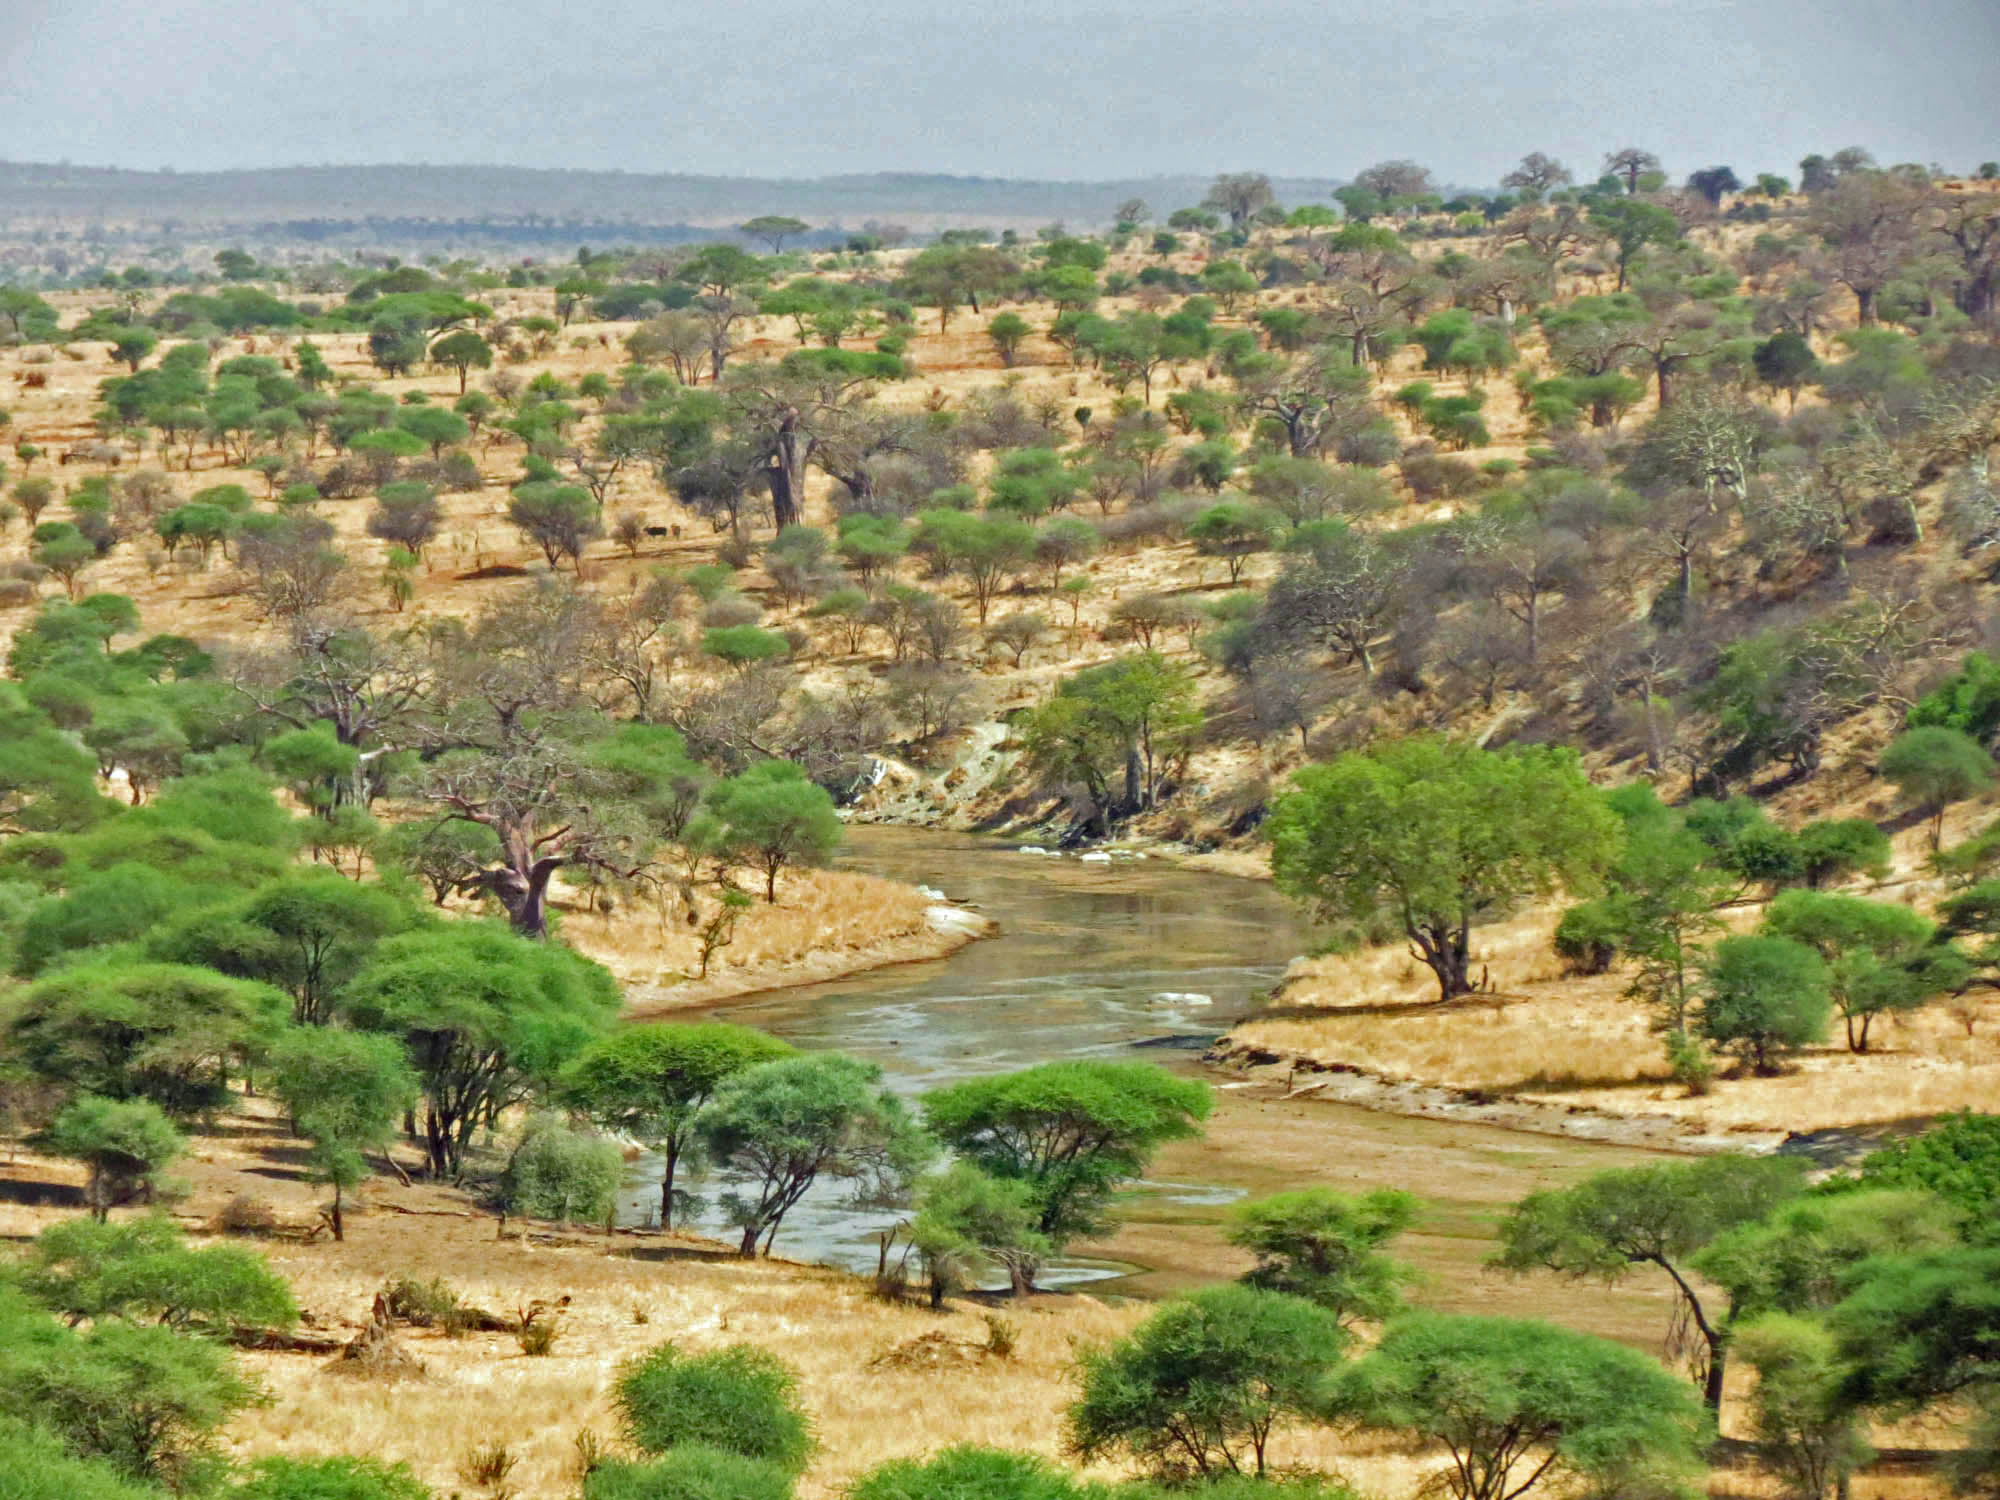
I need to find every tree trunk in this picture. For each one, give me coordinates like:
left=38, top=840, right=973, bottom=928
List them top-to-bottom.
left=1855, top=286, right=1876, bottom=326
left=768, top=412, right=806, bottom=531
left=1410, top=915, right=1473, bottom=998
left=660, top=1143, right=680, bottom=1230
left=331, top=1181, right=345, bottom=1241
left=738, top=1222, right=762, bottom=1257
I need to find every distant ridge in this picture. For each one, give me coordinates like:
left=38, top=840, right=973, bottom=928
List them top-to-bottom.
left=0, top=161, right=1347, bottom=236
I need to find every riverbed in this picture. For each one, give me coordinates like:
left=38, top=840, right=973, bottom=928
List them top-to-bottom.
left=649, top=827, right=1683, bottom=1341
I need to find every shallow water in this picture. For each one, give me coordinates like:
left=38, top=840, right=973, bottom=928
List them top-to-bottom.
left=622, top=827, right=1310, bottom=1276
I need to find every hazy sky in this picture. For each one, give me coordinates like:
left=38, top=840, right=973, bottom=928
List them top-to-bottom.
left=2, top=0, right=1994, bottom=183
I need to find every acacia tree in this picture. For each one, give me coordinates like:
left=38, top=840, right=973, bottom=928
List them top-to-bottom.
left=739, top=215, right=810, bottom=252
left=1020, top=652, right=1201, bottom=824
left=1269, top=737, right=1620, bottom=998
left=340, top=921, right=620, bottom=1178
left=561, top=1023, right=794, bottom=1228
left=269, top=1029, right=418, bottom=1239
left=698, top=1052, right=931, bottom=1257
left=923, top=1061, right=1209, bottom=1248
left=1492, top=1154, right=1806, bottom=1414
left=1225, top=1188, right=1419, bottom=1327
left=1066, top=1285, right=1345, bottom=1479
left=1334, top=1314, right=1710, bottom=1500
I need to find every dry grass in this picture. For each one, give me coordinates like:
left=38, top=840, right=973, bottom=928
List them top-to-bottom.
left=555, top=864, right=980, bottom=1011
left=228, top=1221, right=1143, bottom=1500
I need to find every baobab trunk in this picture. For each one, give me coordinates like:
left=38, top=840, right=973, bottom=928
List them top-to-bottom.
left=767, top=411, right=806, bottom=530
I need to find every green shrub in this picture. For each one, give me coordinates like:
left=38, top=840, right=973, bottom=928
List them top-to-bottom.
left=1552, top=899, right=1622, bottom=975
left=501, top=1115, right=623, bottom=1226
left=615, top=1342, right=813, bottom=1472
left=849, top=1447, right=1076, bottom=1500
left=583, top=1450, right=795, bottom=1500
left=235, top=1455, right=434, bottom=1500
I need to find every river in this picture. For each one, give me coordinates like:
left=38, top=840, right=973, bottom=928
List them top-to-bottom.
left=642, top=827, right=1679, bottom=1337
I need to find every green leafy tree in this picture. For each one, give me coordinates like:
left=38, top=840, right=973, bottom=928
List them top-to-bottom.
left=1589, top=197, right=1681, bottom=290
left=987, top=312, right=1031, bottom=367
left=428, top=330, right=492, bottom=394
left=1753, top=331, right=1820, bottom=409
left=395, top=404, right=469, bottom=459
left=507, top=482, right=601, bottom=572
left=1188, top=501, right=1279, bottom=584
left=914, top=510, right=1035, bottom=622
left=702, top=624, right=791, bottom=670
left=1019, top=652, right=1200, bottom=822
left=1880, top=726, right=1994, bottom=850
left=1270, top=737, right=1620, bottom=998
left=708, top=762, right=841, bottom=901
left=152, top=871, right=413, bottom=1025
left=1762, top=890, right=1970, bottom=1051
left=340, top=921, right=620, bottom=1178
left=1698, top=935, right=1831, bottom=1074
left=6, top=961, right=289, bottom=1117
left=561, top=1022, right=794, bottom=1228
left=269, top=1028, right=418, bottom=1239
left=697, top=1052, right=931, bottom=1256
left=922, top=1061, right=1208, bottom=1246
left=38, top=1096, right=186, bottom=1222
left=1846, top=1111, right=2000, bottom=1238
left=500, top=1113, right=623, bottom=1226
left=1492, top=1154, right=1805, bottom=1413
left=909, top=1162, right=1051, bottom=1304
left=1224, top=1187, right=1419, bottom=1327
left=1692, top=1189, right=1962, bottom=1322
left=1828, top=1248, right=2000, bottom=1491
left=1065, top=1284, right=1347, bottom=1479
left=0, top=1289, right=260, bottom=1488
left=1332, top=1313, right=1711, bottom=1500
left=1733, top=1313, right=1872, bottom=1500
left=0, top=1419, right=165, bottom=1500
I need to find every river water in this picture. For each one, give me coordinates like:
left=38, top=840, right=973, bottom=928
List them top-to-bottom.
left=636, top=827, right=1667, bottom=1314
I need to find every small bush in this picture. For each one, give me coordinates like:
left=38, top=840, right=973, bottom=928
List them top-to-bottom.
left=1552, top=900, right=1621, bottom=976
left=501, top=1115, right=624, bottom=1226
left=382, top=1274, right=467, bottom=1333
left=518, top=1307, right=562, bottom=1357
left=615, top=1342, right=814, bottom=1472
left=458, top=1443, right=517, bottom=1500
left=583, top=1451, right=795, bottom=1500
left=236, top=1456, right=434, bottom=1500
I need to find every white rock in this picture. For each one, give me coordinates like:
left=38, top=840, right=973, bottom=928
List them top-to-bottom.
left=1017, top=845, right=1049, bottom=856
left=1079, top=851, right=1112, bottom=864
left=1151, top=991, right=1214, bottom=1006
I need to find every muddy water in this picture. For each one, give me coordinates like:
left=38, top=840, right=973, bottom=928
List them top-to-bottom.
left=659, top=827, right=1674, bottom=1327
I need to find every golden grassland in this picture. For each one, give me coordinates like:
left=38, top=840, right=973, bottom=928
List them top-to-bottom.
left=555, top=865, right=987, bottom=1012
left=0, top=1089, right=1954, bottom=1500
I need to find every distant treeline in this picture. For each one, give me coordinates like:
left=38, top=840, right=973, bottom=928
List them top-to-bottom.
left=0, top=161, right=1347, bottom=232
